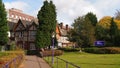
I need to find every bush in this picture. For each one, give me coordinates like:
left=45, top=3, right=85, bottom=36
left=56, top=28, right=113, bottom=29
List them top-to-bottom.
left=84, top=47, right=120, bottom=54
left=58, top=48, right=80, bottom=52
left=26, top=50, right=40, bottom=55
left=41, top=50, right=63, bottom=57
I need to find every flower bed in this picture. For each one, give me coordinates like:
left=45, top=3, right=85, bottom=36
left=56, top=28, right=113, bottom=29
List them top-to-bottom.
left=41, top=50, right=63, bottom=57
left=0, top=51, right=25, bottom=68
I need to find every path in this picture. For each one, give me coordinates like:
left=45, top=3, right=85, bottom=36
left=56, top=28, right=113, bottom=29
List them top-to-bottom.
left=19, top=55, right=51, bottom=68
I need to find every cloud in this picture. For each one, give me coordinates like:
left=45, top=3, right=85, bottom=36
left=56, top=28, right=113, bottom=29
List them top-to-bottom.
left=4, top=0, right=120, bottom=25
left=52, top=0, right=120, bottom=25
left=52, top=0, right=101, bottom=24
left=4, top=1, right=29, bottom=12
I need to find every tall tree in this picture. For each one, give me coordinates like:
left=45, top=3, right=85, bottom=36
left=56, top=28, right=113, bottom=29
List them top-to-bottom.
left=0, top=0, right=9, bottom=46
left=36, top=0, right=57, bottom=48
left=85, top=12, right=98, bottom=26
left=109, top=18, right=117, bottom=44
left=109, top=18, right=120, bottom=46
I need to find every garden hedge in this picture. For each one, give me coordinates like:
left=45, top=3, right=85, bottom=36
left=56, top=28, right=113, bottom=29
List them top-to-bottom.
left=84, top=47, right=120, bottom=54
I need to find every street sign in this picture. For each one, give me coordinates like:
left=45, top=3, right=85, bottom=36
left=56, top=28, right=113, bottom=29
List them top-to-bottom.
left=94, top=41, right=105, bottom=46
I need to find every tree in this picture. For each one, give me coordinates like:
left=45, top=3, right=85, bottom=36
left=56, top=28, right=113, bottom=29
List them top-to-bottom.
left=0, top=0, right=9, bottom=46
left=36, top=0, right=57, bottom=48
left=115, top=10, right=120, bottom=20
left=85, top=12, right=98, bottom=26
left=85, top=12, right=97, bottom=46
left=68, top=15, right=95, bottom=48
left=68, top=16, right=84, bottom=50
left=96, top=16, right=120, bottom=46
left=109, top=18, right=118, bottom=44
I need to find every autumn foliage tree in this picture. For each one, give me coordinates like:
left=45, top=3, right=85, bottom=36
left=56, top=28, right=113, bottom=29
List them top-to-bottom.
left=96, top=16, right=120, bottom=46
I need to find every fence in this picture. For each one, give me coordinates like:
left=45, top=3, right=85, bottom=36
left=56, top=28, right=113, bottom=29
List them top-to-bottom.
left=2, top=55, right=24, bottom=68
left=43, top=56, right=80, bottom=68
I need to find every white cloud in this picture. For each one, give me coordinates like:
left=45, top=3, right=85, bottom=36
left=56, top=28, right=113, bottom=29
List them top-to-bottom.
left=4, top=0, right=120, bottom=25
left=52, top=0, right=120, bottom=25
left=4, top=1, right=29, bottom=12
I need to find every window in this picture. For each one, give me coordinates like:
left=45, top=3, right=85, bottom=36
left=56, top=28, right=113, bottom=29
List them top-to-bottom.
left=11, top=15, right=14, bottom=18
left=16, top=15, right=18, bottom=19
left=20, top=16, right=22, bottom=19
left=23, top=17, right=25, bottom=20
left=26, top=18, right=28, bottom=20
left=29, top=31, right=36, bottom=36
left=19, top=32, right=23, bottom=38
left=30, top=43, right=36, bottom=50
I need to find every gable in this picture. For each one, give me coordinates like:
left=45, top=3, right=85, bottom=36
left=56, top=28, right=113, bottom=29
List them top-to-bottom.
left=14, top=20, right=25, bottom=31
left=28, top=22, right=37, bottom=31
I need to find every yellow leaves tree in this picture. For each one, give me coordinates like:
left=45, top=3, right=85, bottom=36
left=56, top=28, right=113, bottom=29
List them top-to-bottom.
left=98, top=16, right=120, bottom=30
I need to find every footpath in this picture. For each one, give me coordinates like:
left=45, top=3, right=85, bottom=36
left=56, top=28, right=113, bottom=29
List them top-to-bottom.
left=19, top=55, right=51, bottom=68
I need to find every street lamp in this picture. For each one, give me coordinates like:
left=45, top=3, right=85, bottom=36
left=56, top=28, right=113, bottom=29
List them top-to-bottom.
left=52, top=32, right=55, bottom=64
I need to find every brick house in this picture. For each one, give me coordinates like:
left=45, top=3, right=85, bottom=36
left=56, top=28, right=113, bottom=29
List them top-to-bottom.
left=7, top=8, right=35, bottom=22
left=56, top=23, right=72, bottom=47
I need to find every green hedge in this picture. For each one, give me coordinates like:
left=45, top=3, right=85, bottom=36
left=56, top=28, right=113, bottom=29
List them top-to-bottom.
left=84, top=47, right=120, bottom=54
left=58, top=48, right=80, bottom=52
left=26, top=50, right=40, bottom=55
left=41, top=50, right=63, bottom=57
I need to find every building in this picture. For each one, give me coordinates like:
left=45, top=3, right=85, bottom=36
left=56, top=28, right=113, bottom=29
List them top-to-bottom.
left=7, top=8, right=35, bottom=23
left=7, top=8, right=72, bottom=49
left=8, top=19, right=38, bottom=50
left=56, top=23, right=72, bottom=47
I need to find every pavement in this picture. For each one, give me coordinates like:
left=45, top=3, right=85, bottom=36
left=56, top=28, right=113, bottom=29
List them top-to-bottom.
left=19, top=55, right=51, bottom=68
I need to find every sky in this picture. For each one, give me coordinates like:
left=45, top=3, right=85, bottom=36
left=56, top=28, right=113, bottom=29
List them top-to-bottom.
left=3, top=0, right=120, bottom=25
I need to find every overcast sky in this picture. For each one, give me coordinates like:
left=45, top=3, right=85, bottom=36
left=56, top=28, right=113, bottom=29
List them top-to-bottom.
left=3, top=0, right=120, bottom=25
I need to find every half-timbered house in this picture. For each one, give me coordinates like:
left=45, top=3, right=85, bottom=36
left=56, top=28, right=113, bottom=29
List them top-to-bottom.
left=13, top=19, right=38, bottom=50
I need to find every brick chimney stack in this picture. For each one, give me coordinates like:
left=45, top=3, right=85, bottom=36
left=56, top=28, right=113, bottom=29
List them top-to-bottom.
left=60, top=22, right=63, bottom=29
left=66, top=24, right=68, bottom=30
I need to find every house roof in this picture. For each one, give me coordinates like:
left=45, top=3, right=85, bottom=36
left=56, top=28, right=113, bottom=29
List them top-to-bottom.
left=13, top=19, right=38, bottom=31
left=8, top=21, right=17, bottom=31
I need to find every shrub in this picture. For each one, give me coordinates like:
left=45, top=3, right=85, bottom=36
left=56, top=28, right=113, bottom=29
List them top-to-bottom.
left=84, top=47, right=120, bottom=54
left=58, top=48, right=80, bottom=52
left=26, top=50, right=40, bottom=55
left=41, top=50, right=63, bottom=57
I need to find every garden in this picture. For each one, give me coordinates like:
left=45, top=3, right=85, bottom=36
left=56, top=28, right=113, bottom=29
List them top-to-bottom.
left=0, top=50, right=25, bottom=68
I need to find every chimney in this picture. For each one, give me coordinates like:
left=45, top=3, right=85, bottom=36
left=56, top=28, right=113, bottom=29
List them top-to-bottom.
left=60, top=22, right=63, bottom=29
left=66, top=24, right=68, bottom=30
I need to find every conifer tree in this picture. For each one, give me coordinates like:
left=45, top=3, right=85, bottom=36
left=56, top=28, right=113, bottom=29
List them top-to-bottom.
left=0, top=0, right=9, bottom=46
left=36, top=0, right=57, bottom=48
left=109, top=18, right=119, bottom=45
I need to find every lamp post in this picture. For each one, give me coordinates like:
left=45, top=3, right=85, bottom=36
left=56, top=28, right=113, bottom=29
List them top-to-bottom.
left=52, top=32, right=55, bottom=64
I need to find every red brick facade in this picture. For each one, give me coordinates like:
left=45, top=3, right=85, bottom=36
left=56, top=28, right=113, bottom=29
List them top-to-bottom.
left=7, top=8, right=35, bottom=22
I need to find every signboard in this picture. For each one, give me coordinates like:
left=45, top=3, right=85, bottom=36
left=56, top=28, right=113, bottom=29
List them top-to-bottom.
left=94, top=41, right=105, bottom=46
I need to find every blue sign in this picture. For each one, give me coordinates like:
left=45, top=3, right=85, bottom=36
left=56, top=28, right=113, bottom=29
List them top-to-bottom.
left=94, top=41, right=105, bottom=46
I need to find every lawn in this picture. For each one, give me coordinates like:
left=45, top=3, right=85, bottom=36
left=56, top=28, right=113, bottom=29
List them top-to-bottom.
left=44, top=52, right=120, bottom=68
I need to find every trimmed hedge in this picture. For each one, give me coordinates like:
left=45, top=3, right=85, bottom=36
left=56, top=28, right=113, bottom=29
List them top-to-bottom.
left=84, top=47, right=120, bottom=54
left=58, top=48, right=80, bottom=52
left=41, top=50, right=63, bottom=57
